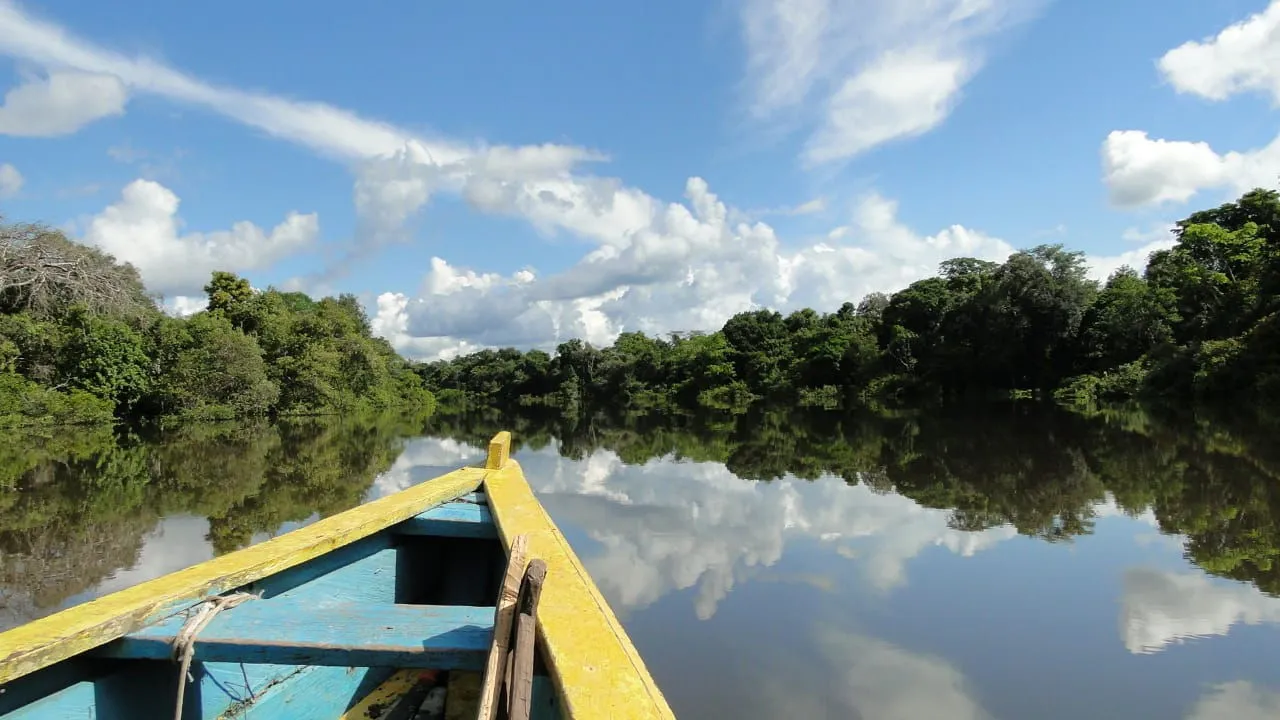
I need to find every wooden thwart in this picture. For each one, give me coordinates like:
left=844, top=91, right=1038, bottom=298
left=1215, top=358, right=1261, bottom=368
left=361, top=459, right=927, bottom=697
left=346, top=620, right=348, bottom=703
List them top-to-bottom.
left=96, top=601, right=494, bottom=669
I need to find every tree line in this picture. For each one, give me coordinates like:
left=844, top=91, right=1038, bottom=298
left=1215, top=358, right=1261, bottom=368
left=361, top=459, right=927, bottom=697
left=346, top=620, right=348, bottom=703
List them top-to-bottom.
left=419, top=188, right=1280, bottom=413
left=0, top=223, right=434, bottom=427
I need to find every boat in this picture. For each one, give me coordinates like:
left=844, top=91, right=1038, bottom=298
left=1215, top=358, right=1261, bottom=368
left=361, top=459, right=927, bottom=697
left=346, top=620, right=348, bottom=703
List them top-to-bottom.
left=0, top=431, right=676, bottom=719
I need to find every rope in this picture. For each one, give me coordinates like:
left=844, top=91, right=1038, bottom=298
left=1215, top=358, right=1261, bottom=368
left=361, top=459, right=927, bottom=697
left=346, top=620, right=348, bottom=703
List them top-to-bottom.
left=171, top=592, right=258, bottom=720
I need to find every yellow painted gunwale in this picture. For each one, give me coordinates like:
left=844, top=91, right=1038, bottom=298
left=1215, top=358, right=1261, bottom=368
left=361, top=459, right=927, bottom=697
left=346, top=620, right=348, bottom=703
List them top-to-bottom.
left=482, top=432, right=677, bottom=720
left=0, top=466, right=486, bottom=685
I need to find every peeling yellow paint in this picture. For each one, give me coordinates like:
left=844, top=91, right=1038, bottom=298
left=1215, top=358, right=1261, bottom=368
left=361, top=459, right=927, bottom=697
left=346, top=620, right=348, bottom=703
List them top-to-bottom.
left=483, top=433, right=676, bottom=720
left=0, top=467, right=486, bottom=685
left=338, top=669, right=421, bottom=719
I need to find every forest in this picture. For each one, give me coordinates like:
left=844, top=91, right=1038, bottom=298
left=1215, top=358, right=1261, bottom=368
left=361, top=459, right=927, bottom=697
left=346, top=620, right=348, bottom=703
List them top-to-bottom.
left=3, top=187, right=1278, bottom=427
left=419, top=188, right=1280, bottom=415
left=0, top=223, right=434, bottom=427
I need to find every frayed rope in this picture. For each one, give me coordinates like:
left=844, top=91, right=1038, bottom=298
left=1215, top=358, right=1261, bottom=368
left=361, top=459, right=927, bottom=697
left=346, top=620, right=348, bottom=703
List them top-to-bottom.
left=171, top=592, right=259, bottom=720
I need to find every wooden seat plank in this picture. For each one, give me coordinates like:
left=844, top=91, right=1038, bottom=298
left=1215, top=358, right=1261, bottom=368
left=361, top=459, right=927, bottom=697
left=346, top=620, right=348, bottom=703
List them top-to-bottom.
left=397, top=502, right=497, bottom=539
left=93, top=601, right=493, bottom=670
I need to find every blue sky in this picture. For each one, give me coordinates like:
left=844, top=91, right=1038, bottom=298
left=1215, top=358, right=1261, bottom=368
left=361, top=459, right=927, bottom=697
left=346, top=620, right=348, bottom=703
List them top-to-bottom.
left=1, top=0, right=1278, bottom=358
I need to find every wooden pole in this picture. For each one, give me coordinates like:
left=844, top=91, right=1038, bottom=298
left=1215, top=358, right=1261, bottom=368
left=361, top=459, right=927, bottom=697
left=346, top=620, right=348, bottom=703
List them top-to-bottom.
left=476, top=533, right=528, bottom=720
left=507, top=560, right=547, bottom=720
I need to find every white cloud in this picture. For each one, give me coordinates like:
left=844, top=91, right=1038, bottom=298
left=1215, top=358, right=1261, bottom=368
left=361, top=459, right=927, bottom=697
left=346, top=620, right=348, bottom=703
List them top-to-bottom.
left=741, top=0, right=1039, bottom=164
left=1159, top=1, right=1280, bottom=104
left=0, top=2, right=603, bottom=254
left=0, top=2, right=1030, bottom=357
left=1103, top=5, right=1280, bottom=208
left=806, top=45, right=971, bottom=164
left=0, top=69, right=126, bottom=137
left=1101, top=130, right=1280, bottom=208
left=0, top=162, right=22, bottom=196
left=83, top=179, right=319, bottom=297
left=378, top=182, right=1016, bottom=359
left=788, top=197, right=826, bottom=215
left=1085, top=237, right=1178, bottom=281
left=161, top=295, right=208, bottom=317
left=367, top=436, right=488, bottom=498
left=502, top=442, right=1017, bottom=619
left=1120, top=567, right=1280, bottom=655
left=814, top=633, right=993, bottom=720
left=1187, top=682, right=1280, bottom=720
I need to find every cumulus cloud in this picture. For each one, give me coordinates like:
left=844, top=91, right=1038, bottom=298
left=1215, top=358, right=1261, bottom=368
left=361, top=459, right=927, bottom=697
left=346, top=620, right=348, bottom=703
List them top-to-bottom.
left=741, top=0, right=1040, bottom=164
left=0, top=1, right=1037, bottom=359
left=1159, top=1, right=1280, bottom=104
left=1103, top=4, right=1280, bottom=208
left=0, top=70, right=126, bottom=137
left=1102, top=130, right=1280, bottom=208
left=0, top=162, right=22, bottom=196
left=83, top=179, right=319, bottom=297
left=375, top=183, right=1016, bottom=360
left=1085, top=236, right=1178, bottom=281
left=161, top=295, right=208, bottom=317
left=366, top=437, right=488, bottom=499
left=491, top=441, right=1017, bottom=619
left=1120, top=567, right=1280, bottom=655
left=815, top=632, right=993, bottom=720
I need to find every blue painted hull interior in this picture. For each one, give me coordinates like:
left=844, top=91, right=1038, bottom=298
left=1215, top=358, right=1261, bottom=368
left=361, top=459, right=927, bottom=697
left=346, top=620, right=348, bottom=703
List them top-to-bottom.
left=0, top=490, right=564, bottom=719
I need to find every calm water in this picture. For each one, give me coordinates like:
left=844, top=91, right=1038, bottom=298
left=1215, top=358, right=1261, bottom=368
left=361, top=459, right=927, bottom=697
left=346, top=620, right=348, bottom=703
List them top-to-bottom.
left=2, top=406, right=1280, bottom=719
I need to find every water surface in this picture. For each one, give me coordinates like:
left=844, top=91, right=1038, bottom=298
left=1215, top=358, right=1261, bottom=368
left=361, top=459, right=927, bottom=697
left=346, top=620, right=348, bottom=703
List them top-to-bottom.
left=2, top=406, right=1279, bottom=719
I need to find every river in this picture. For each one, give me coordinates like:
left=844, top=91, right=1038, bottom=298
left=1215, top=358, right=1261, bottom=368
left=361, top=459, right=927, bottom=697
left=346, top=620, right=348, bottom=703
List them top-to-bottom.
left=2, top=404, right=1278, bottom=718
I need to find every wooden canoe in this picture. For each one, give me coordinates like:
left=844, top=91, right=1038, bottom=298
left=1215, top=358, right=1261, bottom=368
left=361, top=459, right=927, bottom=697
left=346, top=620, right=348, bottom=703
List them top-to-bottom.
left=0, top=431, right=675, bottom=719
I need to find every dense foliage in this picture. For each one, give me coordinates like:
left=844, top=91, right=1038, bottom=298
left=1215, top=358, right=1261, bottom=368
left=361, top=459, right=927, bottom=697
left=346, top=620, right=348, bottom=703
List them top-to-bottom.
left=420, top=189, right=1280, bottom=413
left=0, top=225, right=434, bottom=426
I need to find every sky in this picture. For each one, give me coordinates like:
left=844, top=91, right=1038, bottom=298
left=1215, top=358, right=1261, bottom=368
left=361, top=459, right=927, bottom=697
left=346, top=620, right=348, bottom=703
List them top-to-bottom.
left=0, top=0, right=1278, bottom=359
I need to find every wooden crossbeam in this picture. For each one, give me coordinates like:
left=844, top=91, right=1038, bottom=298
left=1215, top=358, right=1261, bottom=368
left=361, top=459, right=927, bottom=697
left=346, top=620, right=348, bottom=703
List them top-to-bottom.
left=398, top=502, right=498, bottom=539
left=93, top=601, right=494, bottom=669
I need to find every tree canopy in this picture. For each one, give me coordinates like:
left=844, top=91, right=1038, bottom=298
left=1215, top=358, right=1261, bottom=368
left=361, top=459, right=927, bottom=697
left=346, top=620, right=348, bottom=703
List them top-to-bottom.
left=420, top=188, right=1280, bottom=415
left=0, top=226, right=434, bottom=427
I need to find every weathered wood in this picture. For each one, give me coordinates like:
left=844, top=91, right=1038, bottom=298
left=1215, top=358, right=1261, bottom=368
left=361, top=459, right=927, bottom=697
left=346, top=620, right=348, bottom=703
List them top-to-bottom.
left=486, top=431, right=512, bottom=470
left=483, top=446, right=676, bottom=719
left=0, top=466, right=486, bottom=684
left=458, top=491, right=489, bottom=505
left=397, top=502, right=497, bottom=539
left=476, top=533, right=528, bottom=720
left=246, top=534, right=394, bottom=601
left=509, top=560, right=548, bottom=720
left=518, top=560, right=548, bottom=617
left=94, top=601, right=494, bottom=669
left=509, top=615, right=538, bottom=720
left=223, top=664, right=394, bottom=719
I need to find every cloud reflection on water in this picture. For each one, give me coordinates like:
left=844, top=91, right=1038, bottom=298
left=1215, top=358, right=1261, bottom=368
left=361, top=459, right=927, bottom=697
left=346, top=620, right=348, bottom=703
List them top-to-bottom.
left=1121, top=567, right=1280, bottom=654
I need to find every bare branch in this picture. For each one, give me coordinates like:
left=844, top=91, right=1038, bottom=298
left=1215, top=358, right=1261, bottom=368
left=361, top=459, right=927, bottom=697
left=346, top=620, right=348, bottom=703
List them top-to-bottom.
left=0, top=223, right=159, bottom=319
